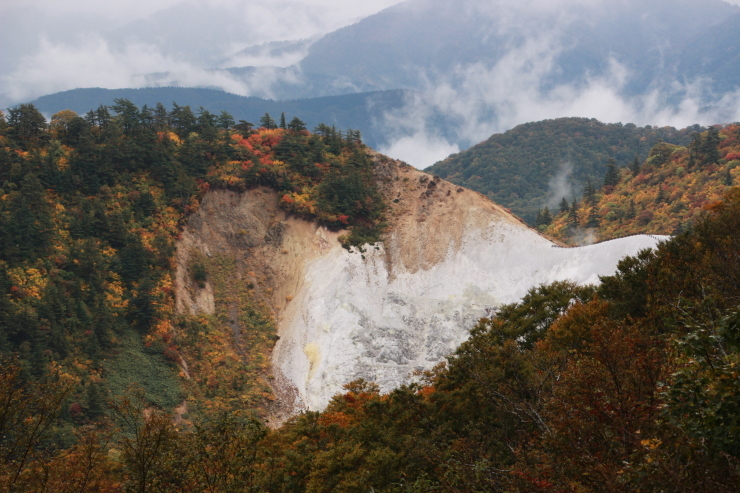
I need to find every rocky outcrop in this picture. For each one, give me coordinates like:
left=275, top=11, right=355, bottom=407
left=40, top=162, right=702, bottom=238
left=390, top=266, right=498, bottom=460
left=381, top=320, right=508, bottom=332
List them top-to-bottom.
left=175, top=155, right=665, bottom=424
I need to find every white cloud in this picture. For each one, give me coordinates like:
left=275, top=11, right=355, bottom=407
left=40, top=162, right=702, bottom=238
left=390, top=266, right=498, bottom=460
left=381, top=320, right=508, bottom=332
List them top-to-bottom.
left=0, top=0, right=402, bottom=106
left=376, top=20, right=740, bottom=169
left=381, top=133, right=460, bottom=169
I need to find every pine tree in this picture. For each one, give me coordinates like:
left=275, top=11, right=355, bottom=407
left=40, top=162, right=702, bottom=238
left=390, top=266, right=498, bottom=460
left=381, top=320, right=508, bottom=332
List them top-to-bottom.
left=153, top=102, right=169, bottom=129
left=6, top=103, right=48, bottom=149
left=170, top=103, right=197, bottom=139
left=217, top=111, right=235, bottom=130
left=279, top=112, right=287, bottom=129
left=259, top=113, right=277, bottom=130
left=288, top=117, right=307, bottom=132
left=234, top=120, right=254, bottom=133
left=314, top=123, right=331, bottom=138
left=700, top=127, right=721, bottom=165
left=688, top=132, right=702, bottom=168
left=630, top=154, right=640, bottom=176
left=603, top=159, right=620, bottom=190
left=725, top=167, right=734, bottom=186
left=8, top=173, right=54, bottom=261
left=583, top=177, right=596, bottom=204
left=559, top=197, right=570, bottom=213
left=568, top=199, right=579, bottom=225
left=586, top=205, right=599, bottom=228
left=542, top=207, right=552, bottom=225
left=535, top=209, right=544, bottom=227
left=86, top=383, right=105, bottom=420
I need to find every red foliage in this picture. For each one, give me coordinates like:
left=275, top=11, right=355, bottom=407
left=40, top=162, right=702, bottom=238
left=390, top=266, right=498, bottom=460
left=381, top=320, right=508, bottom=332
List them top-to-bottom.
left=196, top=179, right=210, bottom=193
left=636, top=209, right=654, bottom=226
left=163, top=345, right=180, bottom=362
left=318, top=411, right=352, bottom=428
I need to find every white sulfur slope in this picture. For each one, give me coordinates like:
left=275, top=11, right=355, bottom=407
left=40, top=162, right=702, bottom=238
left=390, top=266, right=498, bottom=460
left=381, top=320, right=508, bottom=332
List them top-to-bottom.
left=273, top=216, right=667, bottom=412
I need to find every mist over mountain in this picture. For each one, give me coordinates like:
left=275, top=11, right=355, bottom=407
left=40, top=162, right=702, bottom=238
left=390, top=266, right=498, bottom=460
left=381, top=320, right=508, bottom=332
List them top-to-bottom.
left=6, top=0, right=740, bottom=167
left=299, top=0, right=737, bottom=94
left=5, top=2, right=740, bottom=488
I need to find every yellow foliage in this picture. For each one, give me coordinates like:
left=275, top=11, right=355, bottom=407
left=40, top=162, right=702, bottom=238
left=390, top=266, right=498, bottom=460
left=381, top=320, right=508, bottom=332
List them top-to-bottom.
left=8, top=267, right=48, bottom=299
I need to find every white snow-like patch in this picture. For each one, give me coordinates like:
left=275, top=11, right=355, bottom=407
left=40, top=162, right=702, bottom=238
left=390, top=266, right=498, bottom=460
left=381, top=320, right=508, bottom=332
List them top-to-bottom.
left=273, top=220, right=666, bottom=412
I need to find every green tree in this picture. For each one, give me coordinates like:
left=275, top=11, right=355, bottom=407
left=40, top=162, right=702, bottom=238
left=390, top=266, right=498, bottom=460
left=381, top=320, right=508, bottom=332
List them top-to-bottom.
left=111, top=98, right=143, bottom=139
left=170, top=103, right=197, bottom=139
left=6, top=104, right=48, bottom=149
left=217, top=111, right=235, bottom=130
left=259, top=113, right=277, bottom=130
left=288, top=117, right=307, bottom=132
left=234, top=120, right=253, bottom=133
left=700, top=127, right=721, bottom=166
left=630, top=153, right=641, bottom=175
left=603, top=158, right=620, bottom=190
left=6, top=173, right=54, bottom=261
left=582, top=177, right=596, bottom=204
left=559, top=196, right=569, bottom=213
left=568, top=199, right=579, bottom=225
left=586, top=204, right=599, bottom=228
left=111, top=388, right=176, bottom=493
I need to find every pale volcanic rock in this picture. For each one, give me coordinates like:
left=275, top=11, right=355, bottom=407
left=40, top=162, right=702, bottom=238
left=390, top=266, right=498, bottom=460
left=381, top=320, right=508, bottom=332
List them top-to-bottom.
left=176, top=154, right=666, bottom=422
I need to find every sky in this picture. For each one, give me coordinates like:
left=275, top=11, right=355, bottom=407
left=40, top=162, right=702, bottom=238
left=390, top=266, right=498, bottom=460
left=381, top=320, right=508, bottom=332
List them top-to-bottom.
left=0, top=0, right=402, bottom=106
left=2, top=0, right=740, bottom=168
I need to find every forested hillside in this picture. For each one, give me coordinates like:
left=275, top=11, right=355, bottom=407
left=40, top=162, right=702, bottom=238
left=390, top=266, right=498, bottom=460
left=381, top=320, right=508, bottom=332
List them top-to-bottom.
left=30, top=87, right=407, bottom=151
left=0, top=100, right=384, bottom=445
left=2, top=101, right=740, bottom=491
left=427, top=118, right=702, bottom=224
left=538, top=124, right=740, bottom=244
left=3, top=183, right=740, bottom=491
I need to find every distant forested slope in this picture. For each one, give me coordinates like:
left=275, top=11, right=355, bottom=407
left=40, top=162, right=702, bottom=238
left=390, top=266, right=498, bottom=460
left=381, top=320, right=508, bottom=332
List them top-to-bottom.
left=30, top=87, right=408, bottom=150
left=427, top=118, right=702, bottom=224
left=539, top=124, right=740, bottom=244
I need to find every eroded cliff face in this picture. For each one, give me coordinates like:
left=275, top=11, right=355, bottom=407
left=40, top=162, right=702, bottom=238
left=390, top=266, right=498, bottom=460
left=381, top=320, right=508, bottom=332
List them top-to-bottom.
left=175, top=155, right=664, bottom=424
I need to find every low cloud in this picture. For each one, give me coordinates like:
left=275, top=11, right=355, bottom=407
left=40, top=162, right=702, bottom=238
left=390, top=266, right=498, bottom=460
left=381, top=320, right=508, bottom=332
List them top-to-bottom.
left=0, top=0, right=402, bottom=106
left=1, top=37, right=256, bottom=104
left=376, top=42, right=740, bottom=169
left=380, top=132, right=461, bottom=168
left=546, top=161, right=575, bottom=210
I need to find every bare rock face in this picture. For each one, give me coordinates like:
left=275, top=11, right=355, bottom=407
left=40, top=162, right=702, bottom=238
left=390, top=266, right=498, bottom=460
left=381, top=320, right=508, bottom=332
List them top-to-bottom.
left=176, top=156, right=665, bottom=423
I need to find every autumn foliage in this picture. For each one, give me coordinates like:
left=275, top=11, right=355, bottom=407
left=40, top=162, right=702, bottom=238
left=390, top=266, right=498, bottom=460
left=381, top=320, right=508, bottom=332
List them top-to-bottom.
left=3, top=102, right=740, bottom=491
left=541, top=124, right=740, bottom=244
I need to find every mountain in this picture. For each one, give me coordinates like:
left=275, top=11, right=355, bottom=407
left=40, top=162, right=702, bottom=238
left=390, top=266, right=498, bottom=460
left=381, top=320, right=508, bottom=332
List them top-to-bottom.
left=16, top=0, right=740, bottom=161
left=299, top=0, right=739, bottom=94
left=671, top=11, right=740, bottom=94
left=28, top=87, right=408, bottom=150
left=4, top=99, right=740, bottom=491
left=0, top=100, right=657, bottom=422
left=426, top=117, right=703, bottom=224
left=540, top=124, right=740, bottom=244
left=180, top=158, right=662, bottom=417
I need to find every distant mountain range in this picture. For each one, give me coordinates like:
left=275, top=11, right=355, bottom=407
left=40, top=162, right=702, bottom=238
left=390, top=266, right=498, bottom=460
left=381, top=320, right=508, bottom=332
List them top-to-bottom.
left=18, top=0, right=740, bottom=158
left=299, top=0, right=739, bottom=95
left=29, top=87, right=408, bottom=150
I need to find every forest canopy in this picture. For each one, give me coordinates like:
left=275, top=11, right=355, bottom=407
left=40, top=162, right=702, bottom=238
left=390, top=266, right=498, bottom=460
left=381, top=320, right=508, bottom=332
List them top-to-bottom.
left=2, top=102, right=739, bottom=491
